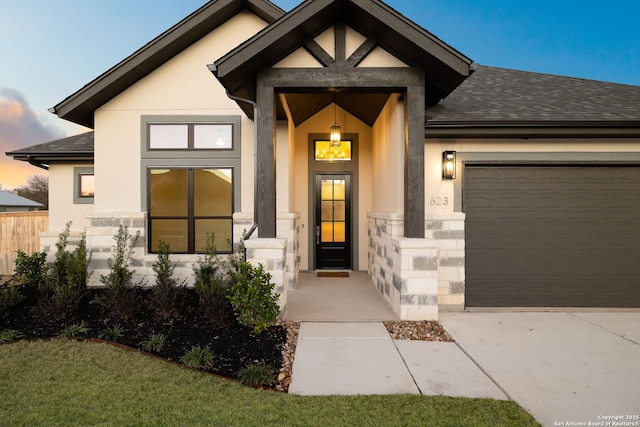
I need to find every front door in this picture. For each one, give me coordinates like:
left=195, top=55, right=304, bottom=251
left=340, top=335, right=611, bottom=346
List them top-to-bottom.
left=315, top=174, right=351, bottom=269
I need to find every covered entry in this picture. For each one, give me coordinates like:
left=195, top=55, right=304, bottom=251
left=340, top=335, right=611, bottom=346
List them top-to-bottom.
left=210, top=0, right=473, bottom=319
left=464, top=164, right=640, bottom=307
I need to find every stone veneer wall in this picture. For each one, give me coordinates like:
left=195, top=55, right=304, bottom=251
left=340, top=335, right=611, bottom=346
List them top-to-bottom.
left=40, top=211, right=300, bottom=299
left=237, top=211, right=301, bottom=313
left=41, top=212, right=149, bottom=288
left=234, top=212, right=300, bottom=295
left=368, top=212, right=465, bottom=320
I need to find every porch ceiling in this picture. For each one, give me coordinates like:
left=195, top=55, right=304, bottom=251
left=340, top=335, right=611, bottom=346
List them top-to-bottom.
left=280, top=91, right=392, bottom=127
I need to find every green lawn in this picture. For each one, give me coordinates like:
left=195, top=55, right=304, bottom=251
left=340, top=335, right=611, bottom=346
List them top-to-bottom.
left=0, top=339, right=539, bottom=426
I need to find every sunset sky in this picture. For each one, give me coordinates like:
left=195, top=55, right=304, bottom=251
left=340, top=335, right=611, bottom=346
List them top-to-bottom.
left=1, top=0, right=639, bottom=190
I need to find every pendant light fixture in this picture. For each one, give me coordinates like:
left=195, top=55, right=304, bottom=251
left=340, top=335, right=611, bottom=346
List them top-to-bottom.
left=330, top=91, right=341, bottom=147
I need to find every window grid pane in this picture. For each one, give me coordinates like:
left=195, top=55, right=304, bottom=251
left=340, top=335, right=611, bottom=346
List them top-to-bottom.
left=149, top=124, right=189, bottom=149
left=194, top=124, right=233, bottom=149
left=149, top=169, right=188, bottom=216
left=194, top=169, right=233, bottom=216
left=151, top=219, right=188, bottom=252
left=195, top=219, right=232, bottom=252
left=321, top=222, right=334, bottom=243
left=333, top=222, right=346, bottom=242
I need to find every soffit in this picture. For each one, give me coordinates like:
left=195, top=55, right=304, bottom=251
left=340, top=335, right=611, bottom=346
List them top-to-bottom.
left=281, top=92, right=391, bottom=127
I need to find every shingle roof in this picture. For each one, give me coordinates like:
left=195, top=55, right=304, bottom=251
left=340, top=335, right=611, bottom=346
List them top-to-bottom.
left=11, top=66, right=640, bottom=159
left=427, top=66, right=640, bottom=125
left=6, top=132, right=94, bottom=169
left=7, top=132, right=94, bottom=155
left=0, top=191, right=44, bottom=208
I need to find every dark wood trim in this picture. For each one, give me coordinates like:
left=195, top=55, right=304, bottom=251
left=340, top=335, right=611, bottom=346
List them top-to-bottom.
left=349, top=0, right=471, bottom=74
left=334, top=23, right=346, bottom=64
left=346, top=38, right=377, bottom=67
left=303, top=39, right=334, bottom=67
left=257, top=67, right=426, bottom=239
left=260, top=67, right=425, bottom=89
left=255, top=80, right=277, bottom=238
left=405, top=80, right=426, bottom=238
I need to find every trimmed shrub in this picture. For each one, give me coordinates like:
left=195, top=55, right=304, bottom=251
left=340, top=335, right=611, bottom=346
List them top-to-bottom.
left=226, top=262, right=280, bottom=334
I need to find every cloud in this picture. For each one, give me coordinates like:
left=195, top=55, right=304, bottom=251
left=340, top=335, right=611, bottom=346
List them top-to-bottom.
left=0, top=88, right=63, bottom=189
left=0, top=88, right=64, bottom=151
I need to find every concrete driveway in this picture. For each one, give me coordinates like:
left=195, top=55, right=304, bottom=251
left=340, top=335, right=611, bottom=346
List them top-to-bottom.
left=439, top=312, right=640, bottom=427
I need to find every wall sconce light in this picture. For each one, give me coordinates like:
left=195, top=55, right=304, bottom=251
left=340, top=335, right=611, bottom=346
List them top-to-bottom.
left=442, top=151, right=456, bottom=179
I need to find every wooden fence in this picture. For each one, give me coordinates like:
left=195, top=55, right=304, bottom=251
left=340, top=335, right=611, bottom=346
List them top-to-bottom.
left=0, top=211, right=49, bottom=276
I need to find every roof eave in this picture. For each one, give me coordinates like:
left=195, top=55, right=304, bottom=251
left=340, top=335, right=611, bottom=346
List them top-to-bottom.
left=52, top=0, right=284, bottom=128
left=213, top=0, right=473, bottom=105
left=425, top=121, right=640, bottom=138
left=9, top=153, right=94, bottom=170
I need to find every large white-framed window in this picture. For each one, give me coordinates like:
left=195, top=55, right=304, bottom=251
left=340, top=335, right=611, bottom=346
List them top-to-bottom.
left=141, top=115, right=241, bottom=254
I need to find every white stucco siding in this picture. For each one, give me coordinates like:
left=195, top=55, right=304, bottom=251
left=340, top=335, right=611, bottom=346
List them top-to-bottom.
left=93, top=11, right=267, bottom=214
left=97, top=11, right=266, bottom=112
left=314, top=27, right=335, bottom=59
left=345, top=27, right=366, bottom=58
left=358, top=47, right=408, bottom=68
left=273, top=48, right=323, bottom=68
left=371, top=94, right=404, bottom=213
left=276, top=121, right=291, bottom=212
left=48, top=163, right=94, bottom=231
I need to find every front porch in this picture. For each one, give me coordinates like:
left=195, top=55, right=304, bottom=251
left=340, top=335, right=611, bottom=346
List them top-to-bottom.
left=243, top=212, right=466, bottom=321
left=285, top=271, right=396, bottom=321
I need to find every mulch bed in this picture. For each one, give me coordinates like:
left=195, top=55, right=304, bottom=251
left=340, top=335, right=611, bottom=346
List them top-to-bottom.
left=2, top=280, right=454, bottom=393
left=0, top=283, right=288, bottom=388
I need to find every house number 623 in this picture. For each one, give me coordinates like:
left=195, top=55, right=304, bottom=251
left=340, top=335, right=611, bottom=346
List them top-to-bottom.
left=429, top=197, right=449, bottom=206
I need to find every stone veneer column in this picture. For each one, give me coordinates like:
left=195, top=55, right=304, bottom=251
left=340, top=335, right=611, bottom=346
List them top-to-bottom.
left=234, top=211, right=300, bottom=291
left=368, top=212, right=466, bottom=320
left=426, top=213, right=466, bottom=311
left=391, top=237, right=439, bottom=320
left=244, top=238, right=288, bottom=313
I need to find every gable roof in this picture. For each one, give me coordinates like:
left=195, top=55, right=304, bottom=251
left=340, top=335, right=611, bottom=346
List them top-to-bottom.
left=50, top=0, right=284, bottom=128
left=212, top=0, right=473, bottom=109
left=13, top=66, right=640, bottom=163
left=426, top=66, right=640, bottom=137
left=6, top=132, right=94, bottom=170
left=0, top=191, right=44, bottom=208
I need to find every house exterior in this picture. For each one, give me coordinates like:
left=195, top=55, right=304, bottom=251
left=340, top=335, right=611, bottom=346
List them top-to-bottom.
left=8, top=0, right=640, bottom=318
left=0, top=191, right=44, bottom=212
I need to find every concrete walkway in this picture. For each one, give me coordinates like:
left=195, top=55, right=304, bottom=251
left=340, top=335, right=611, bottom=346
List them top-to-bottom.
left=285, top=274, right=640, bottom=426
left=440, top=312, right=640, bottom=427
left=288, top=314, right=640, bottom=427
left=288, top=321, right=507, bottom=399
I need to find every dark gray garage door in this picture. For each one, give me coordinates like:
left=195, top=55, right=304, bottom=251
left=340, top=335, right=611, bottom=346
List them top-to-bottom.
left=464, top=165, right=640, bottom=307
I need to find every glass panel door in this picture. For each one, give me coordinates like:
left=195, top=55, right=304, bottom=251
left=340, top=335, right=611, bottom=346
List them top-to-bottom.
left=315, top=174, right=351, bottom=269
